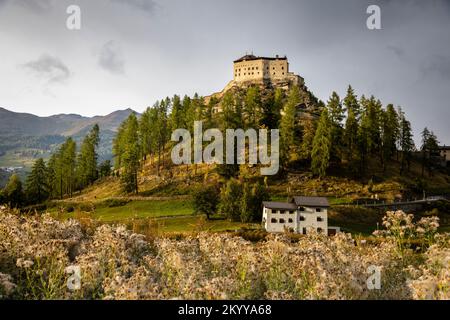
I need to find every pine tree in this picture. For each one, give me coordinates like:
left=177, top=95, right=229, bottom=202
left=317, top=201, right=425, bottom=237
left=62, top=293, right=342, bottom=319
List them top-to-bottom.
left=343, top=85, right=361, bottom=119
left=244, top=86, right=262, bottom=128
left=280, top=86, right=301, bottom=167
left=327, top=91, right=344, bottom=162
left=381, top=104, right=399, bottom=170
left=344, top=108, right=359, bottom=166
left=357, top=108, right=371, bottom=176
left=311, top=109, right=331, bottom=177
left=398, top=110, right=415, bottom=174
left=120, top=113, right=141, bottom=194
left=300, top=116, right=315, bottom=161
left=77, top=124, right=100, bottom=189
left=421, top=128, right=439, bottom=177
left=25, top=158, right=49, bottom=204
left=98, top=160, right=112, bottom=178
left=3, top=174, right=24, bottom=208
left=218, top=178, right=242, bottom=221
left=240, top=183, right=253, bottom=223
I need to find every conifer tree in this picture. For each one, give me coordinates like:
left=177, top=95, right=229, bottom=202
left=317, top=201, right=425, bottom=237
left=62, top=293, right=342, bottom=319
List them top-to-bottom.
left=343, top=85, right=361, bottom=119
left=244, top=86, right=262, bottom=128
left=280, top=86, right=301, bottom=167
left=327, top=91, right=344, bottom=161
left=381, top=104, right=399, bottom=170
left=344, top=108, right=359, bottom=165
left=311, top=109, right=331, bottom=177
left=398, top=109, right=415, bottom=174
left=120, top=113, right=140, bottom=194
left=300, top=116, right=315, bottom=161
left=77, top=124, right=100, bottom=188
left=25, top=158, right=49, bottom=204
left=3, top=174, right=24, bottom=208
left=218, top=178, right=242, bottom=221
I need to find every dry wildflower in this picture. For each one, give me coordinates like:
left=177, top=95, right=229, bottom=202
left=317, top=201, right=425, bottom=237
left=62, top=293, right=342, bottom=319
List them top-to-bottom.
left=0, top=208, right=448, bottom=300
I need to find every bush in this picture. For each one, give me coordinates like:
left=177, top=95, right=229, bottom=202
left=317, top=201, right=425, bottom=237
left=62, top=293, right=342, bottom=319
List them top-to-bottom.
left=192, top=186, right=219, bottom=220
left=101, top=198, right=130, bottom=208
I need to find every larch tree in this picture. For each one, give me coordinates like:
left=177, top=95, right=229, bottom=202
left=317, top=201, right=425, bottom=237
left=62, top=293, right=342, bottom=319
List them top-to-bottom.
left=280, top=86, right=301, bottom=168
left=327, top=91, right=345, bottom=162
left=311, top=108, right=331, bottom=177
left=120, top=113, right=141, bottom=194
left=25, top=158, right=49, bottom=204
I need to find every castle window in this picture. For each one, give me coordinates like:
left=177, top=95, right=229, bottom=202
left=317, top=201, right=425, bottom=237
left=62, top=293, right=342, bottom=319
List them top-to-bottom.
left=282, top=66, right=284, bottom=70
left=256, top=67, right=258, bottom=70
left=282, top=73, right=285, bottom=75
left=299, top=207, right=305, bottom=212
left=316, top=208, right=321, bottom=212
left=300, top=216, right=305, bottom=221
left=317, top=217, right=323, bottom=222
left=271, top=218, right=277, bottom=223
left=288, top=218, right=293, bottom=223
left=279, top=219, right=285, bottom=223
left=317, top=228, right=323, bottom=233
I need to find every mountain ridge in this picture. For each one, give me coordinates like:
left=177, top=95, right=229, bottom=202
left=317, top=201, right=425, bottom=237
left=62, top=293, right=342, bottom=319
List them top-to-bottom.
left=0, top=107, right=138, bottom=136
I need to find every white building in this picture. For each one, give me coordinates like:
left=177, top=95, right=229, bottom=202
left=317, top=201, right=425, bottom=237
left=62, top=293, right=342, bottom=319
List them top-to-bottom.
left=262, top=196, right=331, bottom=235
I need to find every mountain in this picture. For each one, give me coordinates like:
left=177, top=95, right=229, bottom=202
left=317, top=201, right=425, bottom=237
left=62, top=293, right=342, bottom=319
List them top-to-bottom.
left=0, top=107, right=138, bottom=186
left=0, top=107, right=136, bottom=136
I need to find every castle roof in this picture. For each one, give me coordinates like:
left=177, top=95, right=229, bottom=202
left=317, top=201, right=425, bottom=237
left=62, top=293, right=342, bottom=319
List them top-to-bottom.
left=234, top=54, right=287, bottom=63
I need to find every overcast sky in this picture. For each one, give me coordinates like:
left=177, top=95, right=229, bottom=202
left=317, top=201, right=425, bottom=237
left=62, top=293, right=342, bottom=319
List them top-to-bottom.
left=0, top=0, right=449, bottom=144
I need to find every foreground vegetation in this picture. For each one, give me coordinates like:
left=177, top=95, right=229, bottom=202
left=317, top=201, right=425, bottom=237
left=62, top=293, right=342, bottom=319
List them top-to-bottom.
left=0, top=207, right=448, bottom=300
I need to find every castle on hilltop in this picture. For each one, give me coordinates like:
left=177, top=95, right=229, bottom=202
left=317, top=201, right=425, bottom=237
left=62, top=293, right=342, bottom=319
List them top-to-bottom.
left=206, top=54, right=317, bottom=115
left=232, top=54, right=303, bottom=87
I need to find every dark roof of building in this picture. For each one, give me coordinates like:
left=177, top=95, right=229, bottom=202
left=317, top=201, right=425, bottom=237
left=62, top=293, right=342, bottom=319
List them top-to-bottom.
left=234, top=54, right=287, bottom=63
left=292, top=196, right=330, bottom=207
left=262, top=201, right=297, bottom=210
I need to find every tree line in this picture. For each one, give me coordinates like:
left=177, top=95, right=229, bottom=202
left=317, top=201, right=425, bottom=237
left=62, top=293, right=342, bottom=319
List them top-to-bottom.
left=113, top=84, right=433, bottom=195
left=0, top=124, right=112, bottom=207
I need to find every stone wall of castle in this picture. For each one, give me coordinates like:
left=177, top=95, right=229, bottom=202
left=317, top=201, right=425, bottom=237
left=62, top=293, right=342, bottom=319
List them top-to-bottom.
left=233, top=58, right=289, bottom=83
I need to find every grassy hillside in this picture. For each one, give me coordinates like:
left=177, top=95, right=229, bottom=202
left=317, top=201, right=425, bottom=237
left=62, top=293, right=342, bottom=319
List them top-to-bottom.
left=44, top=151, right=450, bottom=237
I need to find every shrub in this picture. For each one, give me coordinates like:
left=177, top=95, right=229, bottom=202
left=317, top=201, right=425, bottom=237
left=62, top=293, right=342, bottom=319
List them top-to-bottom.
left=192, top=186, right=219, bottom=220
left=101, top=198, right=130, bottom=208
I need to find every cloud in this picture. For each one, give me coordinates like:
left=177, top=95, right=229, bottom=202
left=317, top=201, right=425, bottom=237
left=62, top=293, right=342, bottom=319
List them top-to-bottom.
left=14, top=0, right=52, bottom=13
left=110, top=0, right=157, bottom=14
left=98, top=41, right=125, bottom=75
left=386, top=45, right=405, bottom=58
left=22, top=55, right=72, bottom=83
left=420, top=55, right=450, bottom=80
